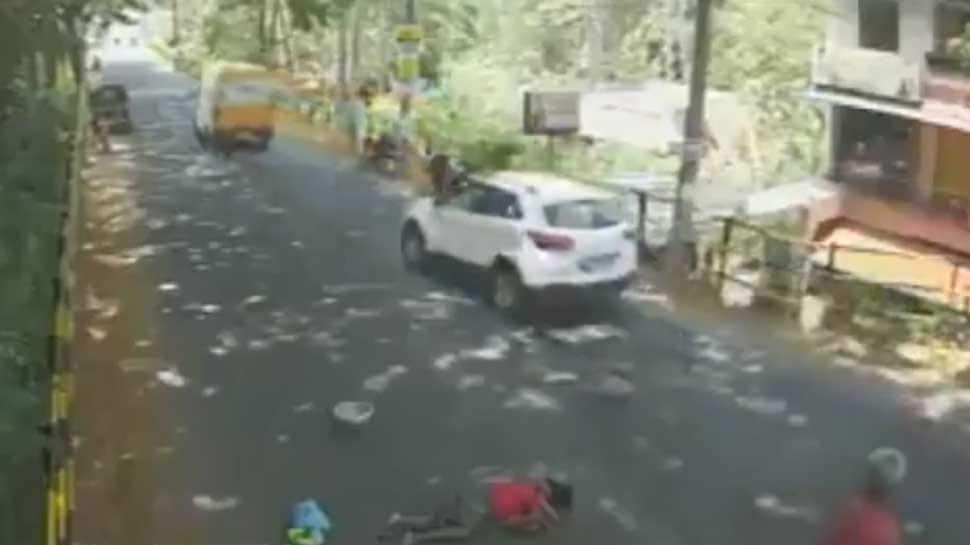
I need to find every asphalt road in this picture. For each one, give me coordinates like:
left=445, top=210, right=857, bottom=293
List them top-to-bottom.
left=72, top=50, right=970, bottom=545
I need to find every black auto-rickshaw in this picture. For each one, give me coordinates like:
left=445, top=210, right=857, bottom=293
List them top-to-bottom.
left=89, top=84, right=133, bottom=134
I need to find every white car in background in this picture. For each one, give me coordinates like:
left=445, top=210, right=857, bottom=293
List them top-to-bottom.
left=400, top=171, right=637, bottom=312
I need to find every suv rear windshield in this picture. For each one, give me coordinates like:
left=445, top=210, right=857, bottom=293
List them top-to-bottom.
left=543, top=198, right=624, bottom=229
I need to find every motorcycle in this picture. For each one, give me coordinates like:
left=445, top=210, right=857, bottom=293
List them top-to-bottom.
left=364, top=132, right=404, bottom=176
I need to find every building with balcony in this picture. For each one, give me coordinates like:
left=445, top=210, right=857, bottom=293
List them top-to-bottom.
left=804, top=0, right=970, bottom=305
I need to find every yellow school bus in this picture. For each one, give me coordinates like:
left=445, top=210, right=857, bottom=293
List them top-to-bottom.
left=194, top=61, right=277, bottom=152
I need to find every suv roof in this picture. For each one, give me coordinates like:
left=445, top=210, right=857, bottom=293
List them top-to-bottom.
left=484, top=171, right=616, bottom=202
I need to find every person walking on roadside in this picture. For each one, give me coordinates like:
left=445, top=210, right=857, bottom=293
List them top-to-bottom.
left=87, top=57, right=111, bottom=153
left=821, top=447, right=907, bottom=545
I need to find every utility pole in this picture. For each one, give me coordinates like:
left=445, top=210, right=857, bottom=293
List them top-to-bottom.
left=396, top=0, right=421, bottom=96
left=665, top=0, right=713, bottom=275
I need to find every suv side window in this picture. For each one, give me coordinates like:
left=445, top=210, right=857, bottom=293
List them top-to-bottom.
left=448, top=182, right=489, bottom=211
left=471, top=187, right=522, bottom=219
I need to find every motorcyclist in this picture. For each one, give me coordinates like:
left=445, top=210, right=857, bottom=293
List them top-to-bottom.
left=821, top=447, right=907, bottom=545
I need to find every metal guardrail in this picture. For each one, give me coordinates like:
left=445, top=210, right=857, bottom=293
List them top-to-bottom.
left=713, top=216, right=970, bottom=314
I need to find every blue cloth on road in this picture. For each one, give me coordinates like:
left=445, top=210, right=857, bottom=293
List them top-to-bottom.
left=289, top=500, right=331, bottom=545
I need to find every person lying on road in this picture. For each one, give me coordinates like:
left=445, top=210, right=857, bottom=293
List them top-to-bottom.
left=488, top=478, right=568, bottom=532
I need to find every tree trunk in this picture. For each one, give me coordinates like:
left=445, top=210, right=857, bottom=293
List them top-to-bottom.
left=171, top=0, right=181, bottom=45
left=257, top=0, right=268, bottom=58
left=270, top=0, right=283, bottom=68
left=280, top=0, right=296, bottom=73
left=584, top=0, right=604, bottom=86
left=379, top=1, right=391, bottom=87
left=350, top=4, right=363, bottom=83
left=337, top=11, right=349, bottom=87
left=43, top=46, right=59, bottom=89
left=26, top=51, right=40, bottom=93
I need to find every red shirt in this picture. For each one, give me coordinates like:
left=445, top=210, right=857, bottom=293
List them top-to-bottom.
left=489, top=481, right=543, bottom=521
left=824, top=498, right=901, bottom=545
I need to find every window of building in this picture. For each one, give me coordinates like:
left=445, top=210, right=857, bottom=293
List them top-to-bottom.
left=858, top=0, right=900, bottom=52
left=933, top=1, right=970, bottom=56
left=834, top=106, right=915, bottom=197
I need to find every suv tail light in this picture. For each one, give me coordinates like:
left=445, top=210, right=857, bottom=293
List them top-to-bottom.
left=527, top=230, right=574, bottom=251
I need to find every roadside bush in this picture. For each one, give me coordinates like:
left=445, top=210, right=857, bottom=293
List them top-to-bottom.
left=0, top=79, right=76, bottom=544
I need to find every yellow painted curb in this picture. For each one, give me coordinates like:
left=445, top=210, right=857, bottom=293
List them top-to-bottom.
left=55, top=302, right=73, bottom=341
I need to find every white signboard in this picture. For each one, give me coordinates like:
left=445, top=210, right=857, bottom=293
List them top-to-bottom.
left=579, top=89, right=682, bottom=151
left=523, top=91, right=580, bottom=135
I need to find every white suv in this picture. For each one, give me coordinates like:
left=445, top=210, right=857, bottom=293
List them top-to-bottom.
left=400, top=171, right=637, bottom=311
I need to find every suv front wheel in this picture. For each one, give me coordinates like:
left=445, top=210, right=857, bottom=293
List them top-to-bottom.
left=401, top=223, right=427, bottom=272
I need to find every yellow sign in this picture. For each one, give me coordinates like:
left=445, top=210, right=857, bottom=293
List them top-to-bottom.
left=396, top=24, right=423, bottom=43
left=397, top=56, right=419, bottom=81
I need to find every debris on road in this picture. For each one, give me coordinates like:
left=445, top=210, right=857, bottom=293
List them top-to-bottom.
left=93, top=253, right=139, bottom=267
left=157, top=282, right=180, bottom=293
left=321, top=282, right=391, bottom=295
left=622, top=285, right=673, bottom=309
left=85, top=288, right=120, bottom=320
left=424, top=291, right=476, bottom=306
left=238, top=294, right=267, bottom=309
left=399, top=299, right=451, bottom=320
left=344, top=306, right=382, bottom=319
left=546, top=324, right=627, bottom=345
left=87, top=327, right=108, bottom=342
left=510, top=328, right=537, bottom=345
left=216, top=330, right=239, bottom=349
left=309, top=330, right=346, bottom=349
left=460, top=336, right=510, bottom=361
left=247, top=338, right=272, bottom=351
left=432, top=353, right=458, bottom=371
left=118, top=357, right=167, bottom=373
left=363, top=365, right=409, bottom=393
left=156, top=368, right=188, bottom=388
left=542, top=372, right=579, bottom=385
left=584, top=372, right=636, bottom=399
left=457, top=374, right=486, bottom=391
left=202, top=386, right=219, bottom=397
left=503, top=388, right=561, bottom=412
left=915, top=389, right=970, bottom=422
left=735, top=396, right=788, bottom=416
left=333, top=401, right=375, bottom=425
left=293, top=402, right=316, bottom=413
left=787, top=414, right=809, bottom=427
left=192, top=494, right=241, bottom=512
left=753, top=494, right=818, bottom=523
left=598, top=497, right=639, bottom=532
left=904, top=520, right=925, bottom=536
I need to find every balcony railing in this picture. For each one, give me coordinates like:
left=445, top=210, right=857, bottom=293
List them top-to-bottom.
left=811, top=44, right=923, bottom=104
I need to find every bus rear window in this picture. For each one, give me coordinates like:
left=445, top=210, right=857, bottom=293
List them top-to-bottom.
left=221, top=81, right=275, bottom=104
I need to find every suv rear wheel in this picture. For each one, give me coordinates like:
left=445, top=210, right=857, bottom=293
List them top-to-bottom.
left=401, top=223, right=427, bottom=272
left=492, top=265, right=524, bottom=313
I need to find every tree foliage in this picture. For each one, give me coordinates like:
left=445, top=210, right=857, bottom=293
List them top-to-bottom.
left=164, top=0, right=825, bottom=180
